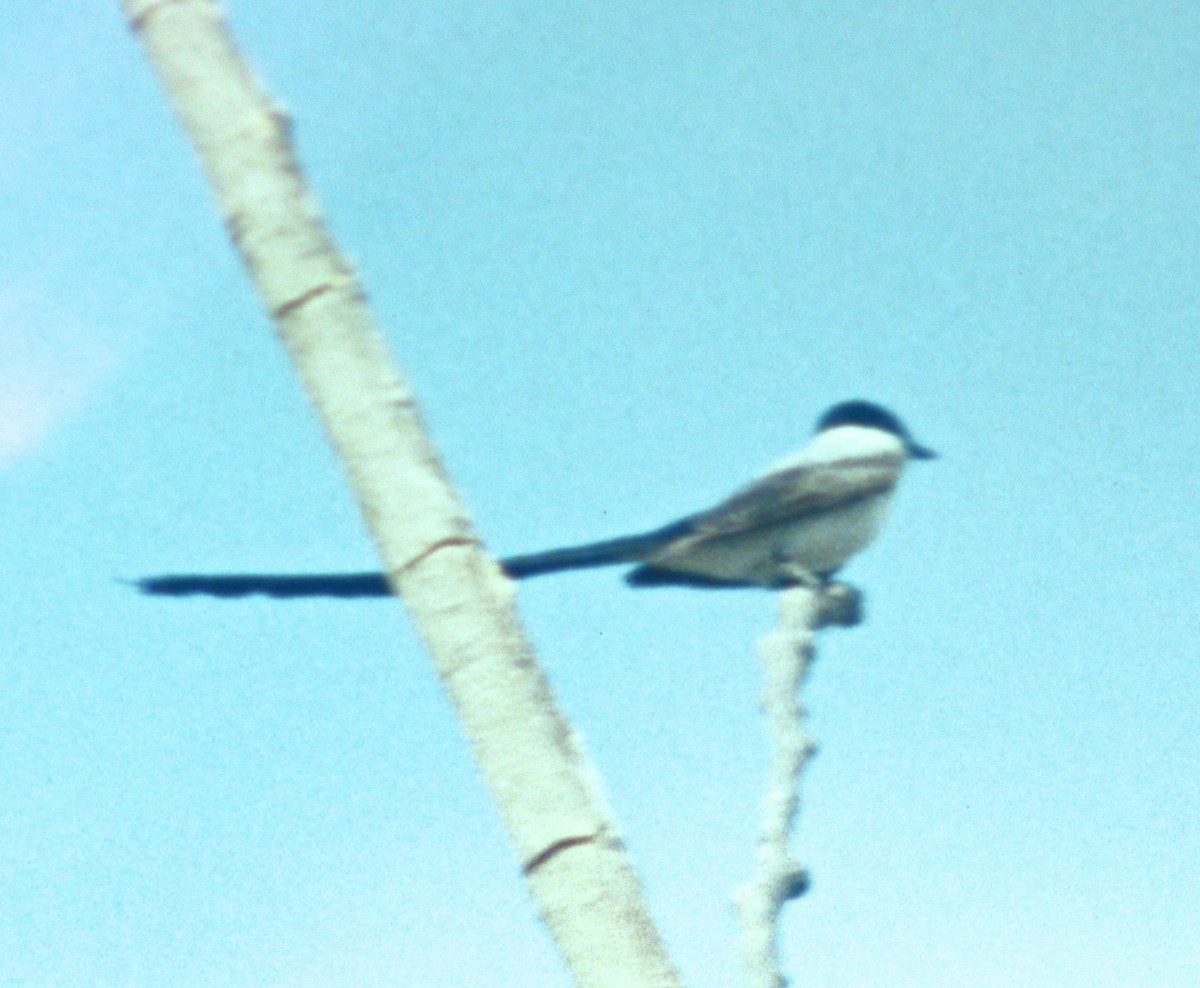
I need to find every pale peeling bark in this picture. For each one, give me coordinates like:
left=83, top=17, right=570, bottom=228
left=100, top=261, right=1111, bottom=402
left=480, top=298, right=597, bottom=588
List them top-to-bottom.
left=120, top=2, right=682, bottom=985
left=735, top=584, right=860, bottom=988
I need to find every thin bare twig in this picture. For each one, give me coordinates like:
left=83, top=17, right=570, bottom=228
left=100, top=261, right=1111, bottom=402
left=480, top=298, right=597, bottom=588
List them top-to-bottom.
left=735, top=583, right=861, bottom=988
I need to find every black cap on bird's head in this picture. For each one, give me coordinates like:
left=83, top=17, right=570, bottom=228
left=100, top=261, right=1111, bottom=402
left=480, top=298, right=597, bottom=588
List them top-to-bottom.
left=816, top=400, right=937, bottom=460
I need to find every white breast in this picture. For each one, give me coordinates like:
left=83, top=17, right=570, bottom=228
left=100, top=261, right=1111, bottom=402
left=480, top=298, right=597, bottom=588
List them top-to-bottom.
left=648, top=489, right=895, bottom=585
left=771, top=489, right=894, bottom=573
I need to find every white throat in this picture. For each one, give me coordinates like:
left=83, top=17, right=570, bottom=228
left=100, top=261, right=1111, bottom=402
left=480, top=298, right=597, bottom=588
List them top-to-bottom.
left=770, top=425, right=906, bottom=473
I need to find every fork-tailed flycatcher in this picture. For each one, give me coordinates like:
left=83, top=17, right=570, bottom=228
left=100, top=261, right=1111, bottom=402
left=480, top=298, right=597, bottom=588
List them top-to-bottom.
left=136, top=400, right=935, bottom=597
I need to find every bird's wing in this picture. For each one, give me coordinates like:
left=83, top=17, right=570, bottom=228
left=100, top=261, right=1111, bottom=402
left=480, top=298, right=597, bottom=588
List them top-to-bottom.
left=676, top=454, right=902, bottom=543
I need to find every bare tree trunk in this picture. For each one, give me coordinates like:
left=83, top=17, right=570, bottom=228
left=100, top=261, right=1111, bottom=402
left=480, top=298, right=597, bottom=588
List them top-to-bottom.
left=119, top=2, right=683, bottom=985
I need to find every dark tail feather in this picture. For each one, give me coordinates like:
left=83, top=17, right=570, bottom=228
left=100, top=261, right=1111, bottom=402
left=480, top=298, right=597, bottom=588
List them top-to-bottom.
left=500, top=520, right=693, bottom=579
left=134, top=521, right=695, bottom=598
left=499, top=535, right=656, bottom=578
left=624, top=565, right=758, bottom=589
left=134, top=572, right=392, bottom=599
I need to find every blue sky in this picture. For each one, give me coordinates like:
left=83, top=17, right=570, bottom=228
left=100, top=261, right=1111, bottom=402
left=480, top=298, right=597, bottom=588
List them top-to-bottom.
left=2, top=2, right=1198, bottom=985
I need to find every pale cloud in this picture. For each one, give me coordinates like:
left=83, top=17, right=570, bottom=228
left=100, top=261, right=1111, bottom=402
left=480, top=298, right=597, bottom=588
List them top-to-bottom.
left=0, top=289, right=120, bottom=469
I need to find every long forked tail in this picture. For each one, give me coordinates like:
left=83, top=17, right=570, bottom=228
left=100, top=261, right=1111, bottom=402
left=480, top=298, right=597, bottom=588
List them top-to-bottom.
left=135, top=522, right=692, bottom=599
left=499, top=523, right=687, bottom=578
left=134, top=572, right=393, bottom=598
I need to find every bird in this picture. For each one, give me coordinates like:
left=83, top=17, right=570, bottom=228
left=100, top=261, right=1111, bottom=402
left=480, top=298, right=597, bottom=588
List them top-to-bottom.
left=136, top=399, right=934, bottom=598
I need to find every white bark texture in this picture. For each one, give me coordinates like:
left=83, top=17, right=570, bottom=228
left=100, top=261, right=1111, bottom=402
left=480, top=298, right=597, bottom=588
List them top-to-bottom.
left=120, top=2, right=683, bottom=985
left=734, top=585, right=855, bottom=988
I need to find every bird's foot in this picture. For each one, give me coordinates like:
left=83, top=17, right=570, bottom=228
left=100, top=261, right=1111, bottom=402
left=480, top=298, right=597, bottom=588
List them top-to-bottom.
left=772, top=559, right=823, bottom=589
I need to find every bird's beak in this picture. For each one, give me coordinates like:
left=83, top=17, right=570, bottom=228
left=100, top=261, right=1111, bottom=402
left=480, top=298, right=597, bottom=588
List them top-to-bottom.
left=908, top=442, right=938, bottom=460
